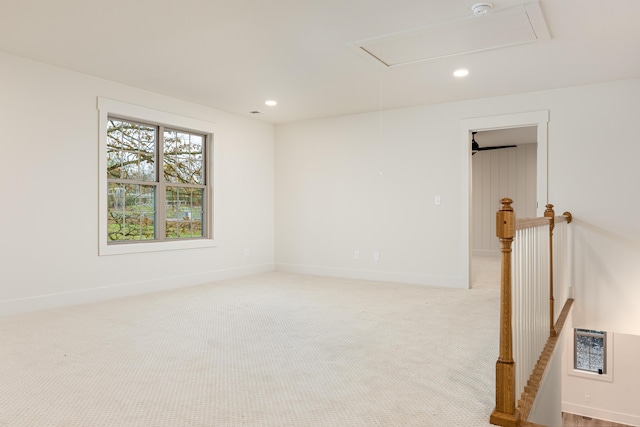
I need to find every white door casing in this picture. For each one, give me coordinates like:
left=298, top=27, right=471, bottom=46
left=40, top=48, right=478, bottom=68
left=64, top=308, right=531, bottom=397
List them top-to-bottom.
left=460, top=110, right=549, bottom=288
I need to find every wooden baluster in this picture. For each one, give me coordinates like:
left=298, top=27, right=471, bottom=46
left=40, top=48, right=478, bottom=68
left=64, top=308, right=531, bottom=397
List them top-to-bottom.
left=490, top=198, right=520, bottom=427
left=544, top=204, right=556, bottom=337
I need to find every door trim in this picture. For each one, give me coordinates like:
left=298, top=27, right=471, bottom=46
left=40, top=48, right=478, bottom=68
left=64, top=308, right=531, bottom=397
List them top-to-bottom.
left=460, top=110, right=549, bottom=289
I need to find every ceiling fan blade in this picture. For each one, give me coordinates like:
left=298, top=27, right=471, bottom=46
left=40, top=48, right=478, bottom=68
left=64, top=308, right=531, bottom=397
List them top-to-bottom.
left=470, top=132, right=516, bottom=154
left=477, top=145, right=517, bottom=151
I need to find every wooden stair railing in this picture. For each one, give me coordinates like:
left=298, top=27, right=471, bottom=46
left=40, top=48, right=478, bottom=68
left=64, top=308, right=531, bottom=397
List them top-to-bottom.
left=490, top=198, right=573, bottom=427
left=490, top=199, right=519, bottom=427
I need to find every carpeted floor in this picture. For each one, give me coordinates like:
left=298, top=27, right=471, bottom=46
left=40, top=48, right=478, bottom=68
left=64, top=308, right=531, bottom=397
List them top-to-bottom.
left=471, top=255, right=500, bottom=290
left=0, top=272, right=499, bottom=426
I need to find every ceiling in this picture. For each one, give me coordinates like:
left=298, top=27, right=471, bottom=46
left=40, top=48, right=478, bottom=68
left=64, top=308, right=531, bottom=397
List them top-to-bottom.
left=1, top=0, right=639, bottom=124
left=476, top=126, right=537, bottom=147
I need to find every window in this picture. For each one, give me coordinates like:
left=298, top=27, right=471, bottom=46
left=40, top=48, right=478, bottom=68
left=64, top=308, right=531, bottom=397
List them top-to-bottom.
left=98, top=98, right=215, bottom=255
left=107, top=118, right=207, bottom=242
left=569, top=327, right=613, bottom=382
left=574, top=329, right=606, bottom=374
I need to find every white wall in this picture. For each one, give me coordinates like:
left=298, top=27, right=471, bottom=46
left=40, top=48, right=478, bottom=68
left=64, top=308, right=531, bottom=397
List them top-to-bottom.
left=0, top=52, right=275, bottom=315
left=275, top=78, right=640, bottom=335
left=276, top=108, right=465, bottom=287
left=472, top=143, right=537, bottom=256
left=528, top=310, right=569, bottom=427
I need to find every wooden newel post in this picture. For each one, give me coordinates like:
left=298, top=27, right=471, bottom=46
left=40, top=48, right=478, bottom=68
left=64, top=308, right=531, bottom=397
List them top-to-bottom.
left=490, top=198, right=519, bottom=427
left=544, top=204, right=556, bottom=337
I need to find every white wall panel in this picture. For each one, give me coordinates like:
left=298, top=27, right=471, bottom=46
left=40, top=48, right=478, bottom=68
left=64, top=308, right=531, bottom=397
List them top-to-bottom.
left=471, top=143, right=537, bottom=256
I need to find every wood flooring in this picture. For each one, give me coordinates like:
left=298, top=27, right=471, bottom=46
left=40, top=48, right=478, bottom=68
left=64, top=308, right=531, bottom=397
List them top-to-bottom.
left=563, top=412, right=635, bottom=427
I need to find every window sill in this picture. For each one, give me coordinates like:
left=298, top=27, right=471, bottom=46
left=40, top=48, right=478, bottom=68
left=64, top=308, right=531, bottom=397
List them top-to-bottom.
left=99, top=238, right=216, bottom=256
left=568, top=368, right=613, bottom=382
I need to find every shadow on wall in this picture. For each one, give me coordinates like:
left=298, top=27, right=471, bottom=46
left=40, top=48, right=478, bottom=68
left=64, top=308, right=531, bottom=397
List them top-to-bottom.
left=571, top=218, right=640, bottom=335
left=573, top=219, right=640, bottom=252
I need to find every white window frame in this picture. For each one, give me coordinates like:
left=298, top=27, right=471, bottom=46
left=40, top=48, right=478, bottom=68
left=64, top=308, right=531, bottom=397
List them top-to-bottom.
left=98, top=97, right=216, bottom=256
left=568, top=328, right=613, bottom=382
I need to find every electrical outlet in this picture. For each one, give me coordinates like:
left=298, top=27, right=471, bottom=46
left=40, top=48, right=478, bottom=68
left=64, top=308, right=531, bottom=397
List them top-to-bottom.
left=435, top=195, right=441, bottom=205
left=243, top=248, right=250, bottom=257
left=354, top=250, right=360, bottom=260
left=373, top=251, right=380, bottom=261
left=585, top=394, right=590, bottom=403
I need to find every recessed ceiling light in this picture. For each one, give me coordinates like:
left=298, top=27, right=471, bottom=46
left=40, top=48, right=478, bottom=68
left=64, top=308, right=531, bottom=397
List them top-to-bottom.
left=453, top=69, right=470, bottom=77
left=265, top=100, right=277, bottom=107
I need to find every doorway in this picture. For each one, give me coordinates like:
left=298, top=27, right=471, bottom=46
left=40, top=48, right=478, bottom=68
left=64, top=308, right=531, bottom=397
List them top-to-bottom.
left=460, top=111, right=549, bottom=289
left=470, top=127, right=538, bottom=288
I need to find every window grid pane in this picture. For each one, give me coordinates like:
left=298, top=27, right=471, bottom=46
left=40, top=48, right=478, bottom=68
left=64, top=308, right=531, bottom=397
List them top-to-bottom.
left=107, top=119, right=156, bottom=181
left=163, top=129, right=205, bottom=185
left=107, top=183, right=156, bottom=241
left=165, top=186, right=204, bottom=239
left=575, top=329, right=605, bottom=374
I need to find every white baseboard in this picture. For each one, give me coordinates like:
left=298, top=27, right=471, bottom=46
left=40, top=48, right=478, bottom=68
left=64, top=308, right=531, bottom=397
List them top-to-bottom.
left=0, top=263, right=274, bottom=317
left=275, top=263, right=465, bottom=288
left=562, top=402, right=640, bottom=426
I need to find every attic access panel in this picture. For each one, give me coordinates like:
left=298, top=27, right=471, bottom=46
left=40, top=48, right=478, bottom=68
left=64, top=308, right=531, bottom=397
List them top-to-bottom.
left=348, top=1, right=549, bottom=68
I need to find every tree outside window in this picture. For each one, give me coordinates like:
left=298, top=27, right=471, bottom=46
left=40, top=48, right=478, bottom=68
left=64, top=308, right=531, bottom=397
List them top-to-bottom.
left=106, top=117, right=207, bottom=243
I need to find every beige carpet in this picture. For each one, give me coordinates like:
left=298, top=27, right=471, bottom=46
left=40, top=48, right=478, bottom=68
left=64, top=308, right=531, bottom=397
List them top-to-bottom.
left=471, top=256, right=501, bottom=290
left=0, top=272, right=499, bottom=426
